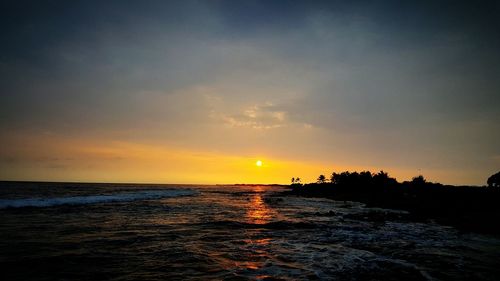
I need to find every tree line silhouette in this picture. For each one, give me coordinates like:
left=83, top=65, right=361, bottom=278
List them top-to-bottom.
left=291, top=170, right=499, bottom=189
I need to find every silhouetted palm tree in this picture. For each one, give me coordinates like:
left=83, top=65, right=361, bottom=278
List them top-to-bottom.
left=317, top=174, right=326, bottom=184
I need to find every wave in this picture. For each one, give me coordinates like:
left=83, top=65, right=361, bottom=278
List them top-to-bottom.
left=0, top=189, right=196, bottom=209
left=195, top=220, right=321, bottom=230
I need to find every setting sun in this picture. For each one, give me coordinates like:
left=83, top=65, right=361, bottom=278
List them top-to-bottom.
left=256, top=160, right=263, bottom=167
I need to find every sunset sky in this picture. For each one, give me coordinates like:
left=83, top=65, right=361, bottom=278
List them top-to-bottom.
left=1, top=0, right=499, bottom=185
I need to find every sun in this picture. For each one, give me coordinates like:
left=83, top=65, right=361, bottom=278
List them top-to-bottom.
left=256, top=160, right=263, bottom=167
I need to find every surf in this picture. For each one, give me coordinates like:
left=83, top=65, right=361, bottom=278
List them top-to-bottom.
left=0, top=189, right=196, bottom=209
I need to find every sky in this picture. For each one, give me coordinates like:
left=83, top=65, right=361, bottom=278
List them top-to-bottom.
left=1, top=0, right=499, bottom=185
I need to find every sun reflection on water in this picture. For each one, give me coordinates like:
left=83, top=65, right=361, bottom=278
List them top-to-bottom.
left=178, top=185, right=279, bottom=275
left=246, top=186, right=273, bottom=225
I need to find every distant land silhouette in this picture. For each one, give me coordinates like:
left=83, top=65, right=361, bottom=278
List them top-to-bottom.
left=286, top=171, right=500, bottom=234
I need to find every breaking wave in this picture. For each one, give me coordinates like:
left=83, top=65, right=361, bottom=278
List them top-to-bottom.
left=0, top=189, right=196, bottom=209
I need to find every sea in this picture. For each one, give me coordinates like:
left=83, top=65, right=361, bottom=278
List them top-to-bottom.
left=1, top=182, right=499, bottom=281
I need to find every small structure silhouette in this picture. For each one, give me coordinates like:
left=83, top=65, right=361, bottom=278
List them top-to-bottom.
left=487, top=172, right=500, bottom=187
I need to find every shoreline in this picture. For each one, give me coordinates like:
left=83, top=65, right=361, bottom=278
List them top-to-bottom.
left=282, top=183, right=500, bottom=235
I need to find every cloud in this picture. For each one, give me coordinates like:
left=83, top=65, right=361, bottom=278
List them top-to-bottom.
left=211, top=102, right=288, bottom=130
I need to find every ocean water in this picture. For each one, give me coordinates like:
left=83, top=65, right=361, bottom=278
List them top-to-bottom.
left=1, top=182, right=499, bottom=281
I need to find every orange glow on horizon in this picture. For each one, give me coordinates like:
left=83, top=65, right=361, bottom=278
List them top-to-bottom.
left=0, top=133, right=483, bottom=185
left=0, top=134, right=337, bottom=184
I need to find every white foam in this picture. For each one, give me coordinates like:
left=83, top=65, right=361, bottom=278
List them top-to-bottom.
left=0, top=189, right=195, bottom=209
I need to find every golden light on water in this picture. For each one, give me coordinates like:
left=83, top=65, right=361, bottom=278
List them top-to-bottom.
left=209, top=186, right=275, bottom=272
left=246, top=186, right=273, bottom=225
